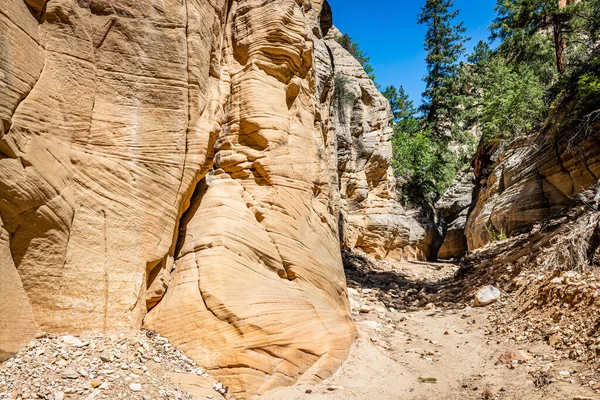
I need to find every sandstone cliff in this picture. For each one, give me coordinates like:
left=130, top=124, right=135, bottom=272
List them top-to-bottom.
left=0, top=0, right=438, bottom=397
left=324, top=28, right=442, bottom=262
left=465, top=122, right=600, bottom=250
left=436, top=169, right=474, bottom=259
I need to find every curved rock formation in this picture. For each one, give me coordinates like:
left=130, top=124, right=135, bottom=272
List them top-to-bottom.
left=0, top=0, right=438, bottom=396
left=324, top=28, right=442, bottom=261
left=466, top=123, right=600, bottom=250
left=436, top=169, right=475, bottom=259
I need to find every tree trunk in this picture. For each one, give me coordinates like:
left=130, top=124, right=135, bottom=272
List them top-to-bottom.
left=553, top=0, right=569, bottom=74
left=553, top=23, right=566, bottom=73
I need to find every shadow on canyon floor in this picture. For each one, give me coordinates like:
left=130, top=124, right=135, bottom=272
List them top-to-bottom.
left=342, top=249, right=473, bottom=311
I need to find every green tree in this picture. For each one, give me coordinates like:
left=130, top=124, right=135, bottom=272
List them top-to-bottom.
left=418, top=0, right=469, bottom=140
left=490, top=0, right=583, bottom=76
left=588, top=0, right=600, bottom=40
left=335, top=33, right=376, bottom=81
left=467, top=40, right=494, bottom=71
left=479, top=59, right=547, bottom=141
left=382, top=85, right=417, bottom=123
left=384, top=87, right=458, bottom=204
left=392, top=125, right=458, bottom=204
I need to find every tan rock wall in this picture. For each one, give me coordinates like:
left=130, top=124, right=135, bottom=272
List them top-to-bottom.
left=0, top=0, right=438, bottom=397
left=0, top=0, right=354, bottom=396
left=1, top=0, right=222, bottom=337
left=146, top=1, right=355, bottom=396
left=324, top=28, right=442, bottom=261
left=466, top=126, right=600, bottom=250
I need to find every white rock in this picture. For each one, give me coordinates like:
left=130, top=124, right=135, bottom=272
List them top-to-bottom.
left=474, top=286, right=501, bottom=307
left=348, top=297, right=361, bottom=311
left=361, top=320, right=381, bottom=330
left=62, top=336, right=86, bottom=347
left=62, top=368, right=79, bottom=379
left=129, top=383, right=142, bottom=392
left=85, top=389, right=101, bottom=400
left=54, top=391, right=65, bottom=400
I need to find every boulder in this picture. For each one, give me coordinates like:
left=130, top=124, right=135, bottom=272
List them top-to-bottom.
left=474, top=285, right=501, bottom=307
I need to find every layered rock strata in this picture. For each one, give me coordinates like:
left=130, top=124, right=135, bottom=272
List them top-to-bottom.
left=0, top=0, right=437, bottom=397
left=324, top=28, right=442, bottom=261
left=465, top=124, right=600, bottom=250
left=436, top=169, right=475, bottom=259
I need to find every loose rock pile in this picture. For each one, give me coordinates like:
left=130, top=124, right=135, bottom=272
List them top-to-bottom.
left=343, top=249, right=473, bottom=311
left=496, top=269, right=600, bottom=365
left=0, top=331, right=224, bottom=400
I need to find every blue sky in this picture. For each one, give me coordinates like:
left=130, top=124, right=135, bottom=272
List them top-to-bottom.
left=327, top=0, right=498, bottom=106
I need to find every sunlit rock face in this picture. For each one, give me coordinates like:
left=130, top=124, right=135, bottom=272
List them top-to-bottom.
left=0, top=0, right=438, bottom=396
left=1, top=0, right=208, bottom=352
left=144, top=1, right=356, bottom=396
left=324, top=28, right=443, bottom=262
left=466, top=126, right=600, bottom=251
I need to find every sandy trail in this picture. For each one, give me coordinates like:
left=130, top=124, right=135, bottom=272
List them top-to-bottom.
left=261, top=256, right=598, bottom=400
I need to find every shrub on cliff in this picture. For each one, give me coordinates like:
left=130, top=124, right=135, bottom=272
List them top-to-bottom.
left=335, top=33, right=376, bottom=82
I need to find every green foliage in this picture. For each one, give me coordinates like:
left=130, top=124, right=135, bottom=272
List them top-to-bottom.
left=384, top=0, right=473, bottom=204
left=388, top=0, right=600, bottom=205
left=418, top=0, right=470, bottom=139
left=489, top=0, right=557, bottom=84
left=490, top=0, right=600, bottom=81
left=490, top=0, right=557, bottom=44
left=587, top=0, right=600, bottom=40
left=335, top=33, right=377, bottom=82
left=467, top=40, right=494, bottom=69
left=545, top=53, right=600, bottom=137
left=478, top=59, right=547, bottom=141
left=577, top=59, right=600, bottom=104
left=578, top=73, right=600, bottom=99
left=333, top=75, right=356, bottom=123
left=382, top=85, right=416, bottom=124
left=392, top=123, right=459, bottom=204
left=486, top=224, right=507, bottom=244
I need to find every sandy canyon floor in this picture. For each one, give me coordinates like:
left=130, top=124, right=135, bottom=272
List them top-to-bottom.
left=2, top=252, right=599, bottom=400
left=263, top=253, right=599, bottom=400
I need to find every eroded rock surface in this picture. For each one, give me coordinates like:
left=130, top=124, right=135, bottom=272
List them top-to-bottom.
left=0, top=0, right=437, bottom=397
left=325, top=28, right=442, bottom=261
left=466, top=125, right=600, bottom=250
left=436, top=169, right=475, bottom=259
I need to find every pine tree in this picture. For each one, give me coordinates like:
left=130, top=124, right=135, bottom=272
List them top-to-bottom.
left=418, top=0, right=469, bottom=140
left=490, top=0, right=582, bottom=75
left=467, top=41, right=494, bottom=70
left=382, top=85, right=416, bottom=124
